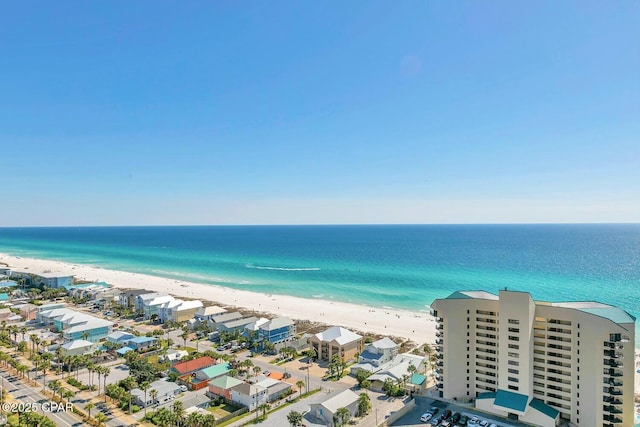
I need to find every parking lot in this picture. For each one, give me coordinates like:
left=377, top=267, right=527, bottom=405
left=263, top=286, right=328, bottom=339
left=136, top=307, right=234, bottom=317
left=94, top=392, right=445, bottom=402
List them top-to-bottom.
left=391, top=397, right=527, bottom=427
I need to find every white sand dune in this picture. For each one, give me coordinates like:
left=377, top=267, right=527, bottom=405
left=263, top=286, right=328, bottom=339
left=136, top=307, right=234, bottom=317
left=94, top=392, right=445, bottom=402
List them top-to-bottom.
left=0, top=253, right=436, bottom=345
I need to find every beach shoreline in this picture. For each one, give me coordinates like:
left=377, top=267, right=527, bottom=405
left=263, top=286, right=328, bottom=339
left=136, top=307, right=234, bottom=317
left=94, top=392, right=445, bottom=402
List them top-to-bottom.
left=0, top=253, right=437, bottom=345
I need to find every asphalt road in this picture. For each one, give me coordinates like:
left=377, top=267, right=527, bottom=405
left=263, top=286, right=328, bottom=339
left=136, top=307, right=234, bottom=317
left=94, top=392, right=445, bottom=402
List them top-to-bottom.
left=1, top=370, right=134, bottom=427
left=0, top=371, right=83, bottom=427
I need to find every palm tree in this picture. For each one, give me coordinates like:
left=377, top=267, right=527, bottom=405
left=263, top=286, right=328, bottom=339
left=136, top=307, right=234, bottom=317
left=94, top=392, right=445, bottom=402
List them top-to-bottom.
left=9, top=325, right=18, bottom=346
left=20, top=326, right=27, bottom=344
left=81, top=331, right=90, bottom=341
left=180, top=331, right=189, bottom=349
left=29, top=334, right=38, bottom=356
left=55, top=347, right=63, bottom=376
left=40, top=354, right=52, bottom=391
left=16, top=363, right=27, bottom=379
left=252, top=365, right=261, bottom=377
left=101, top=366, right=110, bottom=402
left=48, top=379, right=61, bottom=399
left=296, top=380, right=305, bottom=399
left=141, top=381, right=150, bottom=415
left=150, top=389, right=158, bottom=407
left=357, top=392, right=371, bottom=417
left=172, top=400, right=185, bottom=426
left=85, top=402, right=94, bottom=420
left=258, top=403, right=270, bottom=420
left=333, top=407, right=351, bottom=427
left=287, top=410, right=304, bottom=427
left=95, top=412, right=108, bottom=427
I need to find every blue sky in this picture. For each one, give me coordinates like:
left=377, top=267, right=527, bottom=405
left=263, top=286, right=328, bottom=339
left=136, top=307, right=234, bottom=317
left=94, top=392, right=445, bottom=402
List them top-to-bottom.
left=1, top=1, right=638, bottom=225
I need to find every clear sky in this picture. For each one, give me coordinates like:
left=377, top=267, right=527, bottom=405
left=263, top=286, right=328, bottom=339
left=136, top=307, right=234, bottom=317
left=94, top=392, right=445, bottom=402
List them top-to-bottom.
left=1, top=1, right=638, bottom=226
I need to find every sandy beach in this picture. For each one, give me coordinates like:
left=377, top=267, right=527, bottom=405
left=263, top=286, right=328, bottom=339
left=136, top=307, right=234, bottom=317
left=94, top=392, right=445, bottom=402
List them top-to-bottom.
left=0, top=253, right=436, bottom=345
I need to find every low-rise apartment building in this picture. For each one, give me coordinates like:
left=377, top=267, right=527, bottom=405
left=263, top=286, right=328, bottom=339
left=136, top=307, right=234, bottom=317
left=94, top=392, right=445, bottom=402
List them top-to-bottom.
left=310, top=326, right=363, bottom=363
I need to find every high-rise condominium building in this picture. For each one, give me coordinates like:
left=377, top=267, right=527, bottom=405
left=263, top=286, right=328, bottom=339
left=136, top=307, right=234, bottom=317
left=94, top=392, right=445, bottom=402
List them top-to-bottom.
left=431, top=290, right=635, bottom=427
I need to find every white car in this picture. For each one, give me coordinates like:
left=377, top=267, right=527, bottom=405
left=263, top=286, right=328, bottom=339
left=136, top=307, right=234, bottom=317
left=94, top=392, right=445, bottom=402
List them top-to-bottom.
left=179, top=385, right=188, bottom=392
left=420, top=413, right=433, bottom=422
left=478, top=421, right=489, bottom=427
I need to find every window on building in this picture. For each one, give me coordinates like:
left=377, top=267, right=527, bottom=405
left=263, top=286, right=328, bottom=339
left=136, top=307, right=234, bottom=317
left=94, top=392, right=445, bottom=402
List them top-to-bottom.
left=508, top=319, right=520, bottom=324
left=508, top=385, right=519, bottom=391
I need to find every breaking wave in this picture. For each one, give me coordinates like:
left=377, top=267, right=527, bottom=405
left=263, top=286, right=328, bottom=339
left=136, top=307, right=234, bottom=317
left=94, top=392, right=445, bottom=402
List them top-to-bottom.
left=245, top=263, right=320, bottom=272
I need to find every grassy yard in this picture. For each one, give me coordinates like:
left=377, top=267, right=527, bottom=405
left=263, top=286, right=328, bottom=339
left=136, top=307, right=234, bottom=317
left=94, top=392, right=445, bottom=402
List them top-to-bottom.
left=208, top=402, right=241, bottom=418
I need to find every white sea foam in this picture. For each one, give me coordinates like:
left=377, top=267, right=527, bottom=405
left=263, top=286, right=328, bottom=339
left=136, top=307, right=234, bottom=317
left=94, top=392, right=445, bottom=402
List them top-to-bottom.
left=245, top=263, right=320, bottom=272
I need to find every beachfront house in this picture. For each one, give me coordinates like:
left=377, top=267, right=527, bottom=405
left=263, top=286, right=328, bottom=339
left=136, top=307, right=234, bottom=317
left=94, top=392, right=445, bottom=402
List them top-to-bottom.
left=0, top=268, right=11, bottom=278
left=31, top=273, right=74, bottom=289
left=118, top=289, right=154, bottom=309
left=135, top=292, right=168, bottom=314
left=142, top=295, right=175, bottom=320
left=158, top=298, right=203, bottom=323
left=195, top=305, right=227, bottom=323
left=209, top=312, right=243, bottom=330
left=218, top=316, right=258, bottom=334
left=243, top=317, right=269, bottom=335
left=257, top=317, right=296, bottom=344
left=310, top=326, right=364, bottom=362
left=350, top=337, right=399, bottom=375
left=360, top=337, right=398, bottom=366
left=366, top=353, right=425, bottom=391
left=207, top=376, right=243, bottom=400
left=131, top=379, right=181, bottom=408
left=229, top=383, right=268, bottom=411
left=309, top=389, right=359, bottom=426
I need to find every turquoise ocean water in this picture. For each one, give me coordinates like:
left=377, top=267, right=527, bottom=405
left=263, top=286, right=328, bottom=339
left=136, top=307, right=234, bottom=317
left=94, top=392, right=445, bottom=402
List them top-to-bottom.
left=0, top=224, right=638, bottom=326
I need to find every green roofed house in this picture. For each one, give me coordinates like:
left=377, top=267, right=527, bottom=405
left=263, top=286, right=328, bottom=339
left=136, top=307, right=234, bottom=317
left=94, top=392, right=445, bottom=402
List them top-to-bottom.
left=431, top=289, right=635, bottom=427
left=190, top=363, right=231, bottom=390
left=407, top=373, right=427, bottom=395
left=207, top=376, right=244, bottom=400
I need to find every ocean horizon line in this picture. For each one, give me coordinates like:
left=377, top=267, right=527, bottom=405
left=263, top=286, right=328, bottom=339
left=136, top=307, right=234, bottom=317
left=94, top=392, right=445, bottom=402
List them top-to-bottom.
left=1, top=222, right=639, bottom=229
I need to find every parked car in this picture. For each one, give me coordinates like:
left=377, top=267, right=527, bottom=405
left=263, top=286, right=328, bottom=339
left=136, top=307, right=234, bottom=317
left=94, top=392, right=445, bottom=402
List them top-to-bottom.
left=263, top=370, right=270, bottom=376
left=179, top=385, right=188, bottom=392
left=429, top=407, right=439, bottom=416
left=442, top=409, right=452, bottom=420
left=420, top=413, right=433, bottom=423
left=451, top=413, right=461, bottom=423
left=457, top=415, right=469, bottom=426
left=430, top=417, right=443, bottom=427
left=478, top=421, right=489, bottom=427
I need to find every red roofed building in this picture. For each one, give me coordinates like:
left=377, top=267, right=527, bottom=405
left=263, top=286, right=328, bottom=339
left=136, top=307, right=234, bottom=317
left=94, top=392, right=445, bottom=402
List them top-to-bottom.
left=170, top=356, right=216, bottom=377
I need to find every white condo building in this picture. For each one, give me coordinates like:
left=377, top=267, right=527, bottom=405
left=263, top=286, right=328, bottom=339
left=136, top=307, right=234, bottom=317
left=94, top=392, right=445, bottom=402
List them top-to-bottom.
left=431, top=290, right=635, bottom=427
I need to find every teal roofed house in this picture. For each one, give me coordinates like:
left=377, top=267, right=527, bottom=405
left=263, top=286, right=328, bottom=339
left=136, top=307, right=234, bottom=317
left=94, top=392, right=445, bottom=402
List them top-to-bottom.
left=190, top=363, right=231, bottom=390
